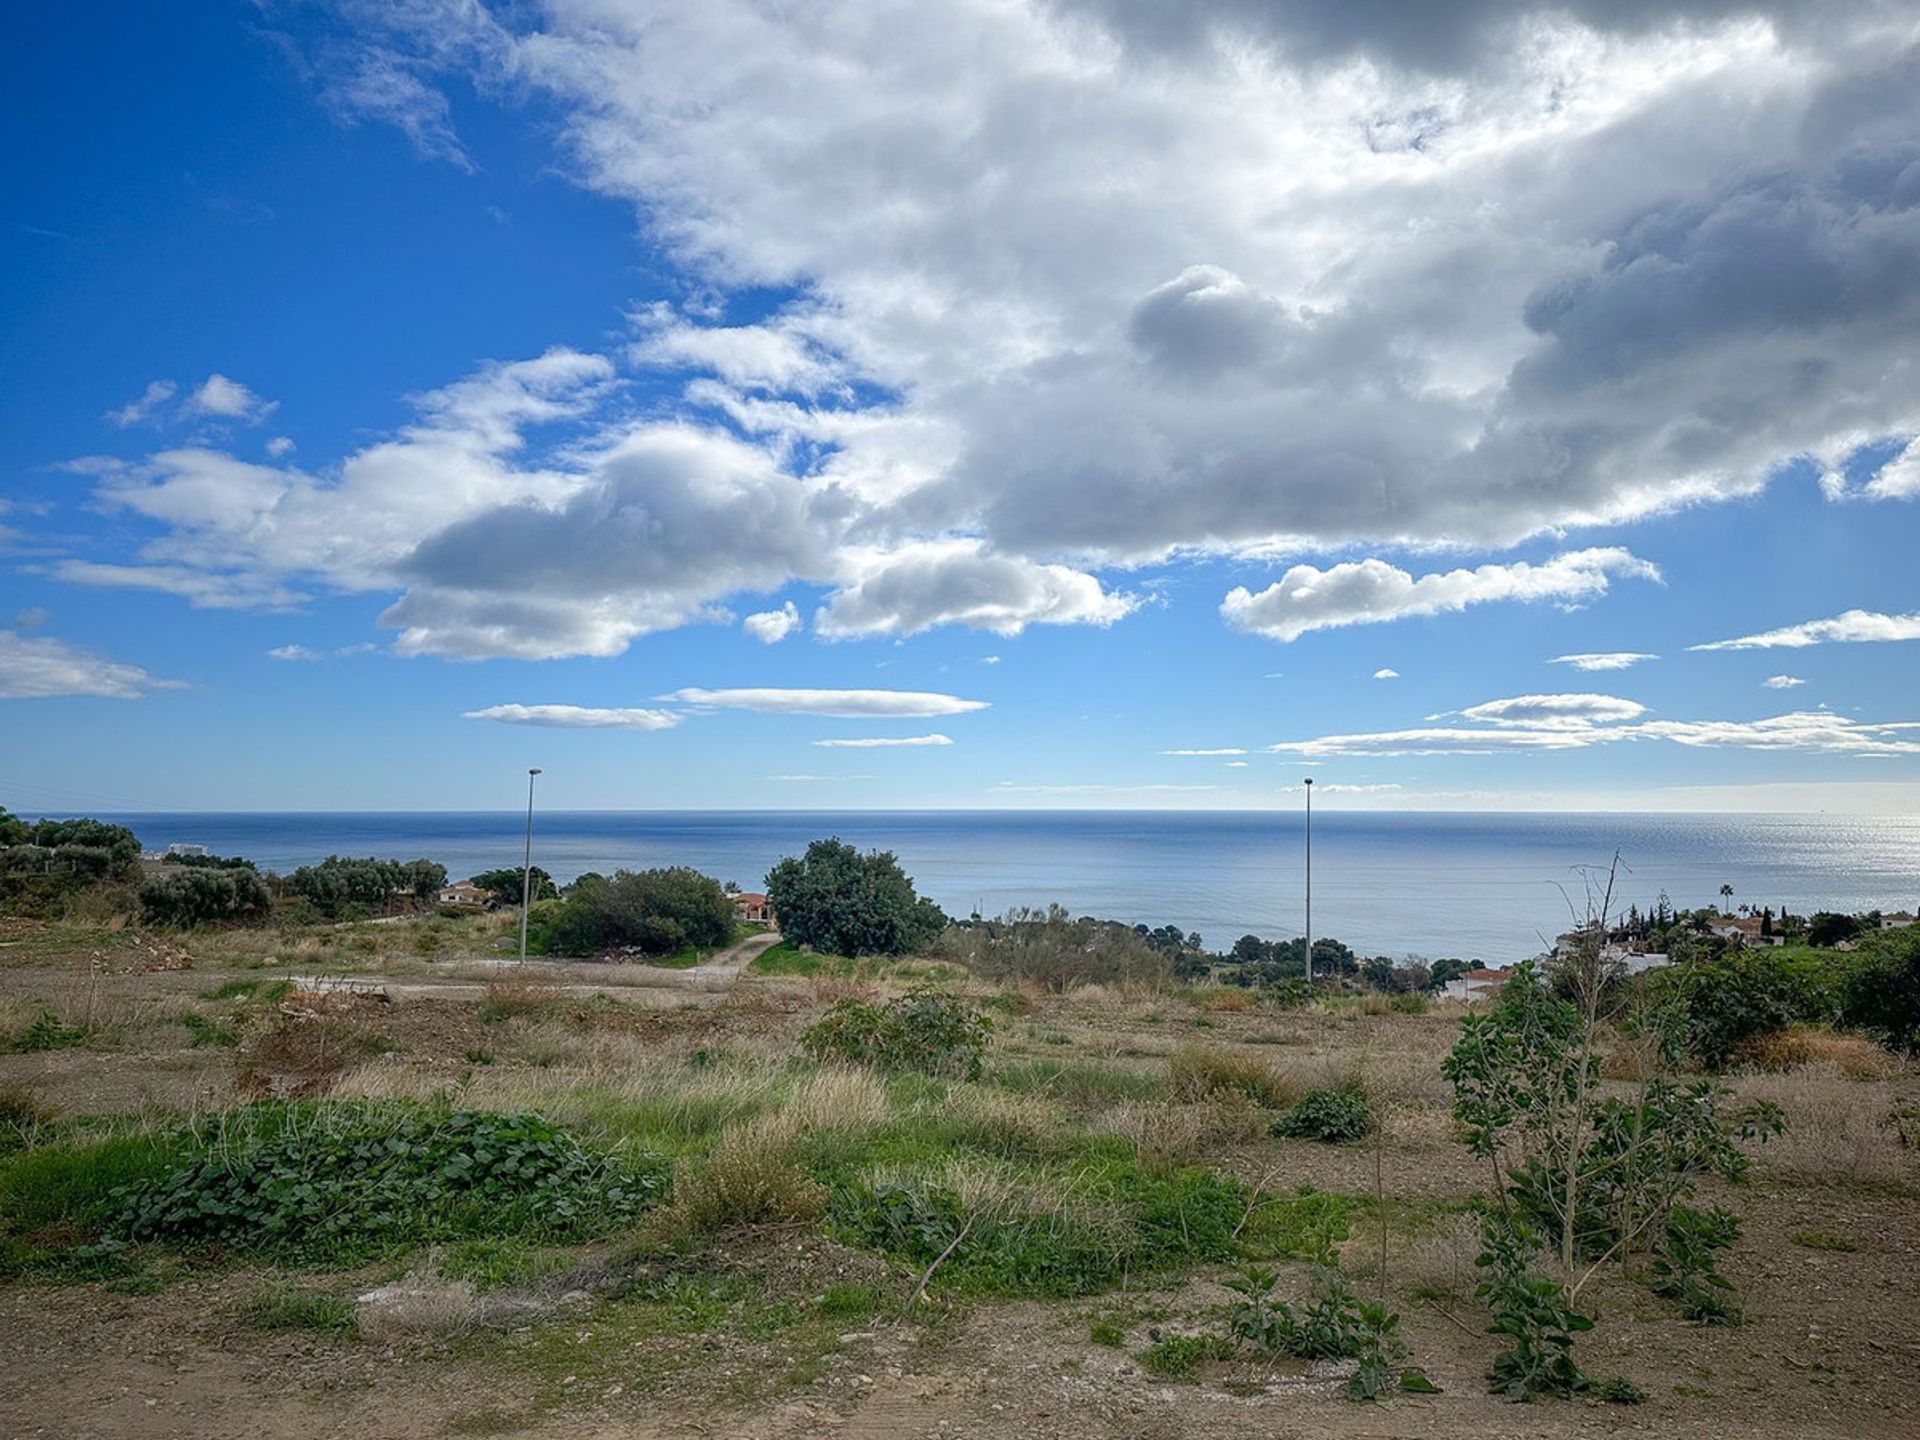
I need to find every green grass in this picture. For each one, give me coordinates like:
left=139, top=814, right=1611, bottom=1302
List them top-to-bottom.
left=748, top=940, right=856, bottom=977
left=201, top=978, right=294, bottom=1003
left=8, top=1013, right=91, bottom=1053
left=181, top=1013, right=238, bottom=1048
left=988, top=1057, right=1164, bottom=1107
left=1791, top=1230, right=1858, bottom=1253
left=436, top=1238, right=581, bottom=1292
left=239, top=1283, right=357, bottom=1335
left=1138, top=1333, right=1236, bottom=1381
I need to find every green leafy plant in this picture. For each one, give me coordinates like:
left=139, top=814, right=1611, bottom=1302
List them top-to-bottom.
left=801, top=989, right=991, bottom=1079
left=11, top=1012, right=90, bottom=1053
left=1274, top=1088, right=1373, bottom=1143
left=117, top=1102, right=669, bottom=1262
left=1649, top=1205, right=1743, bottom=1325
left=1475, top=1216, right=1593, bottom=1400
left=1222, top=1266, right=1407, bottom=1402
left=1138, top=1332, right=1235, bottom=1381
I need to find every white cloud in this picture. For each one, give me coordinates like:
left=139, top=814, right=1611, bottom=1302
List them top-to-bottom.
left=74, top=2, right=1920, bottom=661
left=184, top=374, right=276, bottom=424
left=106, top=380, right=176, bottom=428
left=266, top=436, right=296, bottom=458
left=1863, top=439, right=1920, bottom=501
left=816, top=540, right=1135, bottom=639
left=1221, top=549, right=1659, bottom=642
left=743, top=600, right=801, bottom=644
left=13, top=607, right=50, bottom=630
left=1691, top=609, right=1920, bottom=651
left=0, top=630, right=181, bottom=700
left=267, top=644, right=324, bottom=662
left=1549, top=651, right=1657, bottom=672
left=980, top=655, right=1001, bottom=665
left=1373, top=668, right=1399, bottom=680
left=1764, top=674, right=1806, bottom=689
left=659, top=686, right=987, bottom=717
left=1456, top=693, right=1647, bottom=728
left=463, top=703, right=683, bottom=730
left=1273, top=708, right=1920, bottom=758
left=812, top=733, right=953, bottom=748
left=1162, top=747, right=1247, bottom=756
left=1225, top=760, right=1250, bottom=767
left=988, top=782, right=1223, bottom=796
left=1316, top=783, right=1403, bottom=796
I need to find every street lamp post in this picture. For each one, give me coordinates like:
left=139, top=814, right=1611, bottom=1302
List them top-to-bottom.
left=519, top=767, right=543, bottom=963
left=1303, top=777, right=1313, bottom=987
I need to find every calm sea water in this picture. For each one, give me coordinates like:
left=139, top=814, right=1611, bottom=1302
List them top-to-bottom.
left=98, top=810, right=1920, bottom=965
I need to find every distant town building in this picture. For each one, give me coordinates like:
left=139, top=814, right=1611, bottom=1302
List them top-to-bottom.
left=165, top=842, right=208, bottom=858
left=436, top=881, right=491, bottom=910
left=733, top=891, right=773, bottom=924
left=1882, top=911, right=1916, bottom=930
left=1709, top=915, right=1784, bottom=947
left=1443, top=967, right=1514, bottom=1003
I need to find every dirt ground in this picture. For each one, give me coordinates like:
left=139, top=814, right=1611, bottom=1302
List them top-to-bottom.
left=2, top=918, right=1916, bottom=1440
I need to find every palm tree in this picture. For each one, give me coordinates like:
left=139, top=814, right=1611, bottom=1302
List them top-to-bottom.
left=1719, top=882, right=1734, bottom=912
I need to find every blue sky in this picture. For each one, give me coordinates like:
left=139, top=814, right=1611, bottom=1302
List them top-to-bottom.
left=3, top=1, right=1918, bottom=814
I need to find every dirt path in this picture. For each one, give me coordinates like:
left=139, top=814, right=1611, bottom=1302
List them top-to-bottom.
left=289, top=929, right=785, bottom=1005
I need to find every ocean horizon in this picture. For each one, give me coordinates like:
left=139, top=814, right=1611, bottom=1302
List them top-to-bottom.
left=93, top=808, right=1920, bottom=966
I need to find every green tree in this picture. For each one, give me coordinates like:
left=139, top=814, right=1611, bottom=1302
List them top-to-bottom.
left=765, top=838, right=947, bottom=959
left=469, top=866, right=557, bottom=906
left=531, top=866, right=733, bottom=957
left=140, top=868, right=273, bottom=928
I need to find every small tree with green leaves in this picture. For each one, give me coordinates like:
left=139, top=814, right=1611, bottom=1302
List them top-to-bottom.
left=1442, top=856, right=1781, bottom=1400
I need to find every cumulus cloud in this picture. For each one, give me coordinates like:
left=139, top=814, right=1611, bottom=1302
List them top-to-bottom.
left=70, top=2, right=1920, bottom=658
left=184, top=374, right=276, bottom=424
left=266, top=436, right=296, bottom=458
left=1862, top=439, right=1920, bottom=500
left=816, top=541, right=1135, bottom=639
left=1221, top=549, right=1658, bottom=642
left=743, top=601, right=801, bottom=644
left=1691, top=609, right=1920, bottom=651
left=0, top=630, right=180, bottom=700
left=267, top=644, right=324, bottom=662
left=1550, top=651, right=1657, bottom=671
left=1373, top=668, right=1399, bottom=680
left=1763, top=674, right=1806, bottom=688
left=659, top=687, right=988, bottom=717
left=463, top=703, right=682, bottom=730
left=812, top=733, right=953, bottom=748
left=1162, top=747, right=1247, bottom=756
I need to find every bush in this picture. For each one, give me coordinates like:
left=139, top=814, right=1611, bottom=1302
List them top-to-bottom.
left=766, top=838, right=947, bottom=959
left=284, top=856, right=447, bottom=918
left=140, top=867, right=273, bottom=928
left=529, top=867, right=733, bottom=958
left=942, top=906, right=1172, bottom=991
left=1838, top=928, right=1920, bottom=1053
left=1648, top=947, right=1828, bottom=1070
left=801, top=990, right=991, bottom=1079
left=9, top=1013, right=89, bottom=1053
left=1274, top=1088, right=1373, bottom=1143
left=117, top=1102, right=669, bottom=1262
left=1222, top=1266, right=1408, bottom=1400
left=1138, top=1332, right=1236, bottom=1381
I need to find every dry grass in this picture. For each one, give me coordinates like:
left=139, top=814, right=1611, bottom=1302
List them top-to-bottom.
left=1733, top=1027, right=1906, bottom=1080
left=1166, top=1043, right=1301, bottom=1109
left=1732, top=1063, right=1920, bottom=1190
left=939, top=1086, right=1065, bottom=1158
left=1094, top=1099, right=1265, bottom=1171
left=650, top=1112, right=826, bottom=1239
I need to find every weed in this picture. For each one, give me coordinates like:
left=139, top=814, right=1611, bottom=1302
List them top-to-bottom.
left=801, top=990, right=991, bottom=1079
left=11, top=1012, right=90, bottom=1052
left=182, top=1013, right=238, bottom=1048
left=1167, top=1045, right=1295, bottom=1108
left=464, top=1048, right=496, bottom=1065
left=0, top=1085, right=51, bottom=1155
left=1273, top=1088, right=1373, bottom=1143
left=117, top=1101, right=669, bottom=1263
left=652, top=1115, right=826, bottom=1239
left=1649, top=1206, right=1743, bottom=1325
left=1790, top=1230, right=1857, bottom=1252
left=815, top=1282, right=884, bottom=1322
left=240, top=1283, right=357, bottom=1335
left=1089, top=1316, right=1126, bottom=1346
left=1137, top=1333, right=1235, bottom=1381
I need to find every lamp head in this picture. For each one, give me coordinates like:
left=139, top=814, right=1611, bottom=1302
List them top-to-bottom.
left=529, top=768, right=543, bottom=776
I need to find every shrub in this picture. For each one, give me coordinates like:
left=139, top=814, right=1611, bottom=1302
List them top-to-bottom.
left=765, top=838, right=947, bottom=959
left=284, top=856, right=447, bottom=918
left=140, top=867, right=273, bottom=928
left=529, top=867, right=733, bottom=958
left=943, top=906, right=1171, bottom=991
left=1837, top=929, right=1920, bottom=1054
left=1649, top=947, right=1827, bottom=1071
left=801, top=990, right=991, bottom=1079
left=1274, top=1088, right=1373, bottom=1143
left=118, top=1102, right=669, bottom=1262
left=653, top=1115, right=826, bottom=1239
left=1649, top=1205, right=1743, bottom=1325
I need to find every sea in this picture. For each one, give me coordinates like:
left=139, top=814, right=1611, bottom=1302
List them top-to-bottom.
left=94, top=810, right=1920, bottom=966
